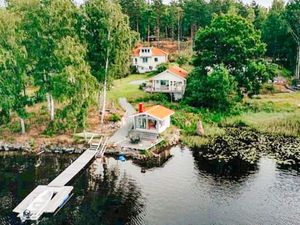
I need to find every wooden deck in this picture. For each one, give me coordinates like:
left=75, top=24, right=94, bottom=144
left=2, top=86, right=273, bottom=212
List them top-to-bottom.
left=49, top=148, right=99, bottom=186
left=13, top=186, right=73, bottom=214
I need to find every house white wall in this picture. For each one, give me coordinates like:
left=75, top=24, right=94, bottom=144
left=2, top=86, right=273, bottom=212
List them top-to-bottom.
left=132, top=47, right=168, bottom=73
left=132, top=55, right=167, bottom=73
left=151, top=71, right=185, bottom=90
left=133, top=114, right=171, bottom=134
left=158, top=117, right=170, bottom=133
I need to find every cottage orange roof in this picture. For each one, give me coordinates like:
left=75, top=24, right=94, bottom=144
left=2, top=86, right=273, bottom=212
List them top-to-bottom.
left=132, top=47, right=168, bottom=57
left=132, top=47, right=140, bottom=56
left=152, top=47, right=168, bottom=56
left=168, top=66, right=188, bottom=79
left=143, top=105, right=174, bottom=120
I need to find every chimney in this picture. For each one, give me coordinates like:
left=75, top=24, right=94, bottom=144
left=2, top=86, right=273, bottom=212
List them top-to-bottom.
left=138, top=103, right=144, bottom=113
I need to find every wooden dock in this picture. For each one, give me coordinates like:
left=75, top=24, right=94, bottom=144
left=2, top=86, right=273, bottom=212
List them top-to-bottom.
left=13, top=137, right=109, bottom=220
left=49, top=145, right=101, bottom=186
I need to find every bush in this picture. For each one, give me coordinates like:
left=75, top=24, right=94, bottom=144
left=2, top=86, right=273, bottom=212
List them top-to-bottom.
left=176, top=52, right=191, bottom=66
left=156, top=63, right=169, bottom=73
left=130, top=65, right=138, bottom=74
left=185, top=65, right=241, bottom=111
left=139, top=82, right=146, bottom=90
left=260, top=83, right=275, bottom=94
left=134, top=93, right=169, bottom=103
left=109, top=113, right=121, bottom=122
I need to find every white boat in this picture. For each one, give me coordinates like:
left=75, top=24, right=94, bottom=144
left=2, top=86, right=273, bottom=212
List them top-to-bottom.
left=18, top=190, right=54, bottom=222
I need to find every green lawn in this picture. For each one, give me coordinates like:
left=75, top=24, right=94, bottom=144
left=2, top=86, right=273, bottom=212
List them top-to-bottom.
left=108, top=73, right=153, bottom=106
left=224, top=92, right=300, bottom=136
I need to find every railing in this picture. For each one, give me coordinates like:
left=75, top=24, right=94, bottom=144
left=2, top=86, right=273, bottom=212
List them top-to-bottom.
left=145, top=85, right=185, bottom=93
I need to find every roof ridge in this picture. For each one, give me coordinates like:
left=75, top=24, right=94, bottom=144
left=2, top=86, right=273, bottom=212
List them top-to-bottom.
left=147, top=105, right=160, bottom=113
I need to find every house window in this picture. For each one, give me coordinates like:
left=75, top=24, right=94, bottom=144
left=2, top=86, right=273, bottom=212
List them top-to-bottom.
left=154, top=57, right=158, bottom=62
left=135, top=58, right=137, bottom=64
left=143, top=58, right=148, bottom=63
left=160, top=80, right=168, bottom=86
left=137, top=117, right=146, bottom=129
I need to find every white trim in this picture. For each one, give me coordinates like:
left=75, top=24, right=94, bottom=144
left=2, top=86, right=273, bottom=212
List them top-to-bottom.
left=151, top=70, right=186, bottom=81
left=130, top=111, right=174, bottom=122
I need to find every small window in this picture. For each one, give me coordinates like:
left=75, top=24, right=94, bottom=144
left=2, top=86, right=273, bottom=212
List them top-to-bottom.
left=154, top=57, right=158, bottom=62
left=135, top=58, right=137, bottom=63
left=143, top=58, right=148, bottom=63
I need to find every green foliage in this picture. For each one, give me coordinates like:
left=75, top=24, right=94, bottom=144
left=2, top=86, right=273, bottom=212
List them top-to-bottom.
left=82, top=0, right=137, bottom=82
left=0, top=8, right=28, bottom=130
left=193, top=14, right=278, bottom=96
left=194, top=14, right=265, bottom=72
left=52, top=36, right=98, bottom=129
left=176, top=52, right=191, bottom=66
left=155, top=63, right=169, bottom=73
left=185, top=65, right=241, bottom=111
left=133, top=93, right=169, bottom=104
left=171, top=111, right=200, bottom=135
left=109, top=113, right=121, bottom=122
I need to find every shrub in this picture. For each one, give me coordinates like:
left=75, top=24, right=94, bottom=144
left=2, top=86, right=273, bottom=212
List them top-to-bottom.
left=176, top=52, right=191, bottom=66
left=156, top=63, right=169, bottom=73
left=185, top=65, right=241, bottom=111
left=109, top=113, right=121, bottom=122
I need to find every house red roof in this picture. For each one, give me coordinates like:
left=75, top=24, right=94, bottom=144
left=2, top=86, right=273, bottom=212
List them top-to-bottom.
left=132, top=47, right=168, bottom=57
left=168, top=66, right=188, bottom=79
left=143, top=105, right=174, bottom=120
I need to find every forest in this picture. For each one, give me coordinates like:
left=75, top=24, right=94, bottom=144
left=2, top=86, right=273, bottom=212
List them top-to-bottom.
left=0, top=0, right=299, bottom=136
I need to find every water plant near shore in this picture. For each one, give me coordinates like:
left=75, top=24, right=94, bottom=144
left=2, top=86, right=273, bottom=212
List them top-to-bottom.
left=193, top=128, right=300, bottom=168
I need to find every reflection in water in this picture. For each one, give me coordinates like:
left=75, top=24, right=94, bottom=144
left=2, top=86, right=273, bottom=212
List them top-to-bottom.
left=1, top=146, right=300, bottom=225
left=192, top=150, right=258, bottom=181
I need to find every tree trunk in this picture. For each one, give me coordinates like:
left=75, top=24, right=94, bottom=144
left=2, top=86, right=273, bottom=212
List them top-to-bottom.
left=136, top=17, right=139, bottom=34
left=100, top=29, right=111, bottom=124
left=296, top=44, right=300, bottom=80
left=98, top=88, right=102, bottom=111
left=46, top=93, right=51, bottom=114
left=50, top=93, right=55, bottom=121
left=20, top=117, right=25, bottom=134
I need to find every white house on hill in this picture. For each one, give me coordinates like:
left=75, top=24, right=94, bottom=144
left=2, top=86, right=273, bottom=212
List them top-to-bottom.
left=132, top=46, right=168, bottom=73
left=145, top=66, right=189, bottom=100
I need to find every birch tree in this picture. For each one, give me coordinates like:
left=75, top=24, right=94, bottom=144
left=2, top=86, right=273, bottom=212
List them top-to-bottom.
left=9, top=0, right=79, bottom=121
left=82, top=0, right=136, bottom=123
left=0, top=9, right=28, bottom=134
left=53, top=36, right=98, bottom=130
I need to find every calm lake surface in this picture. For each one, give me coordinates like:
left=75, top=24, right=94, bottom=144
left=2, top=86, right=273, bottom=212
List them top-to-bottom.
left=0, top=146, right=300, bottom=225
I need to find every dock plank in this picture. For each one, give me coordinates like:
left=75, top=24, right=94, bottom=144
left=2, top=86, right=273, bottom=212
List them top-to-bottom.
left=48, top=150, right=97, bottom=186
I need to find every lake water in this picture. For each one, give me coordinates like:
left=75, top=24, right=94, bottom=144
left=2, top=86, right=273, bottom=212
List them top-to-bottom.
left=0, top=146, right=300, bottom=225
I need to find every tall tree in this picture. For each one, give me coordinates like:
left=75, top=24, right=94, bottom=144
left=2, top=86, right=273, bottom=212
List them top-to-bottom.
left=9, top=0, right=80, bottom=121
left=82, top=0, right=136, bottom=123
left=119, top=0, right=145, bottom=34
left=152, top=0, right=164, bottom=41
left=183, top=0, right=210, bottom=38
left=262, top=0, right=290, bottom=65
left=285, top=0, right=300, bottom=79
left=0, top=9, right=28, bottom=133
left=193, top=14, right=271, bottom=95
left=52, top=36, right=98, bottom=130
